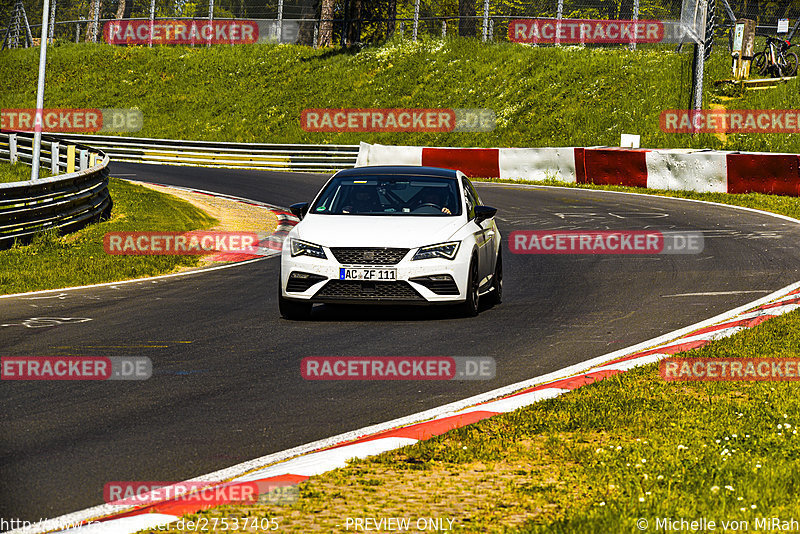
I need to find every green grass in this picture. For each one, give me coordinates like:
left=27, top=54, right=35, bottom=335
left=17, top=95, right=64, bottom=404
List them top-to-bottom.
left=1, top=38, right=798, bottom=152
left=0, top=161, right=51, bottom=183
left=0, top=177, right=217, bottom=294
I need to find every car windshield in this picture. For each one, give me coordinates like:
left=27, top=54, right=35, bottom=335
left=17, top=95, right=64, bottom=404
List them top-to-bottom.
left=310, top=175, right=462, bottom=216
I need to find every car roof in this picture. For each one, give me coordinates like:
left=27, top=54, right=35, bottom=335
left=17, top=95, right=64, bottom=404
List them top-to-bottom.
left=334, top=166, right=460, bottom=179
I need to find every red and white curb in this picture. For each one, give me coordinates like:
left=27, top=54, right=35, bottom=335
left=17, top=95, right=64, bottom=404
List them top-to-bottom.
left=356, top=142, right=800, bottom=196
left=16, top=279, right=800, bottom=534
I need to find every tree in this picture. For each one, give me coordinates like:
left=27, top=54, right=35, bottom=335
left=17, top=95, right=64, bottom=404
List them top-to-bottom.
left=318, top=0, right=334, bottom=45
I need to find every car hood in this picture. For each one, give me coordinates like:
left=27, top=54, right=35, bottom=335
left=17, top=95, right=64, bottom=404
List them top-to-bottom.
left=294, top=214, right=466, bottom=248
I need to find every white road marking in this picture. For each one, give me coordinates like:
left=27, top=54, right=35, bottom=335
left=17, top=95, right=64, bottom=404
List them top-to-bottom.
left=662, top=290, right=773, bottom=297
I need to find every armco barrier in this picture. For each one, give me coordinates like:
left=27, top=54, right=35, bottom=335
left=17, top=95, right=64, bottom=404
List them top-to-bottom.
left=0, top=131, right=112, bottom=248
left=54, top=133, right=360, bottom=173
left=356, top=142, right=800, bottom=196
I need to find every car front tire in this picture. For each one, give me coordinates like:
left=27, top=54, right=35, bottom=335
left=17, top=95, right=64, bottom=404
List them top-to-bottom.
left=490, top=250, right=502, bottom=305
left=458, top=255, right=480, bottom=317
left=278, top=281, right=312, bottom=320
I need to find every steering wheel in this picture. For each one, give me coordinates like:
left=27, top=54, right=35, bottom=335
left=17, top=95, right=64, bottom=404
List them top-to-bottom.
left=415, top=202, right=441, bottom=210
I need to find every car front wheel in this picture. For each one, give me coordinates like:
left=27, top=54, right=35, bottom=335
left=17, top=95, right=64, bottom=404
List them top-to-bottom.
left=490, top=251, right=502, bottom=305
left=458, top=256, right=480, bottom=317
left=278, top=283, right=312, bottom=320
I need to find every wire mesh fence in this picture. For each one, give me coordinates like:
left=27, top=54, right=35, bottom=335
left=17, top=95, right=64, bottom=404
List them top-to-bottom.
left=2, top=0, right=799, bottom=47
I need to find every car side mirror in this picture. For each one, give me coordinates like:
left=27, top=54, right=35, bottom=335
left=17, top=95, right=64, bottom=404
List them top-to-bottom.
left=289, top=202, right=310, bottom=220
left=474, top=205, right=497, bottom=224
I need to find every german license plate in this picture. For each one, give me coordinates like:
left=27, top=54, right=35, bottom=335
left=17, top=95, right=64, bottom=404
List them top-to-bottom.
left=339, top=268, right=397, bottom=281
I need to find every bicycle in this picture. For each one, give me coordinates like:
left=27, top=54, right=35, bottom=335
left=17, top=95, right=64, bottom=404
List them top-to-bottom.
left=752, top=35, right=798, bottom=77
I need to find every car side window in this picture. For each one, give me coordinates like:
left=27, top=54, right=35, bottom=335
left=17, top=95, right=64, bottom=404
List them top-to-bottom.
left=462, top=178, right=478, bottom=220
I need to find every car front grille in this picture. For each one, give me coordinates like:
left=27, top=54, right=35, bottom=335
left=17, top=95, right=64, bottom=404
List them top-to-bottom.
left=330, top=247, right=409, bottom=265
left=409, top=275, right=460, bottom=295
left=314, top=280, right=424, bottom=301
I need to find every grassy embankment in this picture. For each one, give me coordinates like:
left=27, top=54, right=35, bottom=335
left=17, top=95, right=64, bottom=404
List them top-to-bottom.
left=0, top=37, right=797, bottom=152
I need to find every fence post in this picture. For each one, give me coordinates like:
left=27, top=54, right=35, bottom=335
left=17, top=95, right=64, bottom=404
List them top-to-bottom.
left=48, top=0, right=56, bottom=42
left=91, top=0, right=99, bottom=42
left=148, top=0, right=155, bottom=47
left=207, top=0, right=214, bottom=47
left=277, top=0, right=284, bottom=42
left=412, top=0, right=419, bottom=41
left=481, top=0, right=489, bottom=41
left=555, top=0, right=563, bottom=46
left=630, top=0, right=640, bottom=50
left=691, top=0, right=708, bottom=134
left=489, top=19, right=494, bottom=40
left=442, top=20, right=446, bottom=38
left=399, top=21, right=405, bottom=38
left=313, top=22, right=318, bottom=47
left=9, top=134, right=17, bottom=164
left=51, top=141, right=59, bottom=174
left=79, top=149, right=88, bottom=171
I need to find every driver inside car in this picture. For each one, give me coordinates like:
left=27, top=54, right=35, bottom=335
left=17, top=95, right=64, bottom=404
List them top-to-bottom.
left=415, top=187, right=452, bottom=215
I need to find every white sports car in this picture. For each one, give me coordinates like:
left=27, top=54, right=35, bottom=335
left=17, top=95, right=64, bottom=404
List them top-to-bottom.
left=278, top=166, right=502, bottom=319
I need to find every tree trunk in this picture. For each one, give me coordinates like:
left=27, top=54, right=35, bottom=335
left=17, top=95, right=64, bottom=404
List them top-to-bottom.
left=86, top=0, right=102, bottom=42
left=115, top=0, right=130, bottom=19
left=318, top=0, right=334, bottom=46
left=346, top=0, right=362, bottom=44
left=387, top=0, right=396, bottom=39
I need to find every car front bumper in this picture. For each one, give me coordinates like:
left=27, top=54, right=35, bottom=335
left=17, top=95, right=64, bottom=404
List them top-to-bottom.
left=280, top=246, right=470, bottom=305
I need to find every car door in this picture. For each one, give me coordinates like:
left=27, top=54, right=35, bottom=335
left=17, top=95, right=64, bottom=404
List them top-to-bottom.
left=462, top=177, right=494, bottom=288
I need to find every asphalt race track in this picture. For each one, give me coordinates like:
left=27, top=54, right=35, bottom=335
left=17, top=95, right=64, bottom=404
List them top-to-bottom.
left=2, top=162, right=800, bottom=522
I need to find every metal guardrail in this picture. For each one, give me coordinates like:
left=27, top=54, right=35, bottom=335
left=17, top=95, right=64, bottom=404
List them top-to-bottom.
left=0, top=131, right=112, bottom=248
left=52, top=133, right=359, bottom=173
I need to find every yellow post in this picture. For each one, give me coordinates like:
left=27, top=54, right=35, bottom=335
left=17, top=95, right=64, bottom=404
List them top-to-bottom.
left=66, top=145, right=76, bottom=173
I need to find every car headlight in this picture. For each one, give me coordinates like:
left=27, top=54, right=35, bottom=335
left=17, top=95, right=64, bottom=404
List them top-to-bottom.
left=290, top=238, right=327, bottom=259
left=412, top=241, right=460, bottom=261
